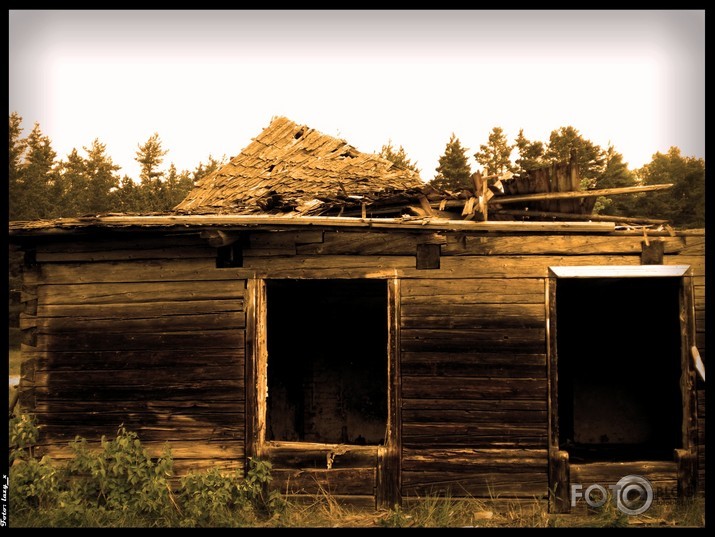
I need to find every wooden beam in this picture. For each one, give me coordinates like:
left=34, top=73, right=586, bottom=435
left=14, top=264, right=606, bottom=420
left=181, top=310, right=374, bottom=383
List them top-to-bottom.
left=488, top=184, right=673, bottom=205
left=493, top=209, right=669, bottom=225
left=199, top=229, right=241, bottom=247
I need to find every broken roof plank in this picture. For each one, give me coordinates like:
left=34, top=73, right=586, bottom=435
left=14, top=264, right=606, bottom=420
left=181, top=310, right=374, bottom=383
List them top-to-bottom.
left=489, top=184, right=673, bottom=205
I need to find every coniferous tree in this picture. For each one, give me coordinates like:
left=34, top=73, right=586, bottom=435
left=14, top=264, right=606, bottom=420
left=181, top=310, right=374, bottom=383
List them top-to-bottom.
left=9, top=113, right=27, bottom=220
left=13, top=122, right=60, bottom=220
left=544, top=126, right=605, bottom=188
left=474, top=127, right=514, bottom=176
left=513, top=129, right=546, bottom=176
left=429, top=134, right=472, bottom=191
left=379, top=140, right=421, bottom=174
left=594, top=145, right=637, bottom=215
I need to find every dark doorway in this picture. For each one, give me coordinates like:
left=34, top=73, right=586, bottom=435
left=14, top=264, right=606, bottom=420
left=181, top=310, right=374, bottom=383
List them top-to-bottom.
left=556, top=277, right=682, bottom=462
left=265, top=279, right=388, bottom=445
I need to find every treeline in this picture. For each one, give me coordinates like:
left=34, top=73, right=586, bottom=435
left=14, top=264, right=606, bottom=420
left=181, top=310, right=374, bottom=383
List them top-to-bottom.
left=9, top=112, right=226, bottom=221
left=9, top=113, right=706, bottom=228
left=413, top=126, right=704, bottom=229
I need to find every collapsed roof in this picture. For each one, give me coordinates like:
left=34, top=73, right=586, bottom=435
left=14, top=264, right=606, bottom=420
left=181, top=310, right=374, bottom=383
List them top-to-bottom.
left=174, top=116, right=426, bottom=217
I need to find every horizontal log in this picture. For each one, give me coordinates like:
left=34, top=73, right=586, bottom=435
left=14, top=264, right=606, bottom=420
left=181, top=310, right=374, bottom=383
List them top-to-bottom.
left=493, top=209, right=670, bottom=225
left=248, top=230, right=325, bottom=248
left=443, top=234, right=687, bottom=256
left=34, top=236, right=208, bottom=253
left=35, top=246, right=215, bottom=262
left=242, top=248, right=296, bottom=257
left=234, top=254, right=652, bottom=280
left=37, top=258, right=244, bottom=284
left=402, top=277, right=544, bottom=299
left=38, top=280, right=246, bottom=305
left=37, top=299, right=244, bottom=318
left=401, top=303, right=545, bottom=329
left=36, top=312, right=245, bottom=333
left=401, top=328, right=546, bottom=353
left=36, top=329, right=245, bottom=352
left=28, top=349, right=244, bottom=371
left=402, top=352, right=546, bottom=367
left=34, top=366, right=243, bottom=385
left=402, top=377, right=546, bottom=400
left=34, top=378, right=244, bottom=395
left=35, top=388, right=245, bottom=404
left=401, top=398, right=547, bottom=412
left=35, top=399, right=245, bottom=415
left=402, top=409, right=547, bottom=424
left=34, top=411, right=244, bottom=429
left=38, top=423, right=244, bottom=443
left=403, top=423, right=547, bottom=439
left=37, top=440, right=246, bottom=461
left=264, top=442, right=377, bottom=469
left=402, top=447, right=547, bottom=467
left=570, top=461, right=678, bottom=495
left=271, top=468, right=375, bottom=496
left=401, top=471, right=548, bottom=498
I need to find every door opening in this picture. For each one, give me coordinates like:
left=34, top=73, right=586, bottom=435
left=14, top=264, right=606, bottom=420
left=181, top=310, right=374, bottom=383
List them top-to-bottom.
left=556, top=277, right=682, bottom=462
left=265, top=279, right=388, bottom=445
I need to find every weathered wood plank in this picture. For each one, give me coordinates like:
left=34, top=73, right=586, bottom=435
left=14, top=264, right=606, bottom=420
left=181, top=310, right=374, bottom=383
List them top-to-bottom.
left=248, top=230, right=325, bottom=248
left=443, top=235, right=688, bottom=256
left=34, top=236, right=208, bottom=253
left=35, top=246, right=215, bottom=262
left=237, top=255, right=650, bottom=279
left=38, top=258, right=245, bottom=284
left=401, top=278, right=544, bottom=297
left=38, top=280, right=246, bottom=305
left=37, top=299, right=244, bottom=318
left=401, top=303, right=545, bottom=329
left=35, top=312, right=245, bottom=333
left=401, top=328, right=546, bottom=353
left=36, top=329, right=245, bottom=351
left=28, top=349, right=244, bottom=371
left=401, top=355, right=546, bottom=378
left=34, top=366, right=243, bottom=385
left=402, top=377, right=546, bottom=400
left=34, top=378, right=244, bottom=394
left=401, top=398, right=547, bottom=412
left=34, top=399, right=245, bottom=414
left=402, top=408, right=547, bottom=425
left=34, top=411, right=244, bottom=429
left=38, top=424, right=244, bottom=443
left=37, top=441, right=245, bottom=461
left=264, top=443, right=377, bottom=469
left=402, top=448, right=547, bottom=468
left=271, top=468, right=375, bottom=496
left=401, top=471, right=548, bottom=497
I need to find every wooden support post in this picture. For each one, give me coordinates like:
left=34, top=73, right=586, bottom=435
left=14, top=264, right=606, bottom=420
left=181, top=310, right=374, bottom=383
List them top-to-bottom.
left=641, top=239, right=664, bottom=265
left=549, top=449, right=571, bottom=513
left=674, top=449, right=696, bottom=499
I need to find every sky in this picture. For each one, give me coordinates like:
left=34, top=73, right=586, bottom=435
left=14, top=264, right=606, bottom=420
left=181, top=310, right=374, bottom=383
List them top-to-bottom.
left=8, top=9, right=705, bottom=183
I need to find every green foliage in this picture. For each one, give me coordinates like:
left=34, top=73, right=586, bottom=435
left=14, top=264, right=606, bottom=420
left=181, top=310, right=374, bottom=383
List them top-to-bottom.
left=474, top=126, right=514, bottom=176
left=544, top=126, right=605, bottom=188
left=513, top=129, right=545, bottom=175
left=429, top=133, right=473, bottom=191
left=379, top=140, right=421, bottom=174
left=593, top=145, right=637, bottom=215
left=632, top=147, right=705, bottom=228
left=8, top=414, right=285, bottom=527
left=64, top=426, right=173, bottom=515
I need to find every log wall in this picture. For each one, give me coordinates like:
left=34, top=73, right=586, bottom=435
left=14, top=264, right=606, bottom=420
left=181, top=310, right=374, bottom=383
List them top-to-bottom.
left=16, top=227, right=705, bottom=502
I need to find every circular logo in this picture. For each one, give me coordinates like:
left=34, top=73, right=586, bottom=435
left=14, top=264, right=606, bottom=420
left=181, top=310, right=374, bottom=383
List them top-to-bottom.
left=614, top=475, right=653, bottom=515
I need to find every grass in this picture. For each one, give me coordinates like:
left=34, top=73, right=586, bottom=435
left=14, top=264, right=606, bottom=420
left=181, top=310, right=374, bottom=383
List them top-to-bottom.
left=9, top=492, right=704, bottom=528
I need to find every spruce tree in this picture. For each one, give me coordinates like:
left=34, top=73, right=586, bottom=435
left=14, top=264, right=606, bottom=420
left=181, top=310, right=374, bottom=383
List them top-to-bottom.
left=429, top=134, right=472, bottom=191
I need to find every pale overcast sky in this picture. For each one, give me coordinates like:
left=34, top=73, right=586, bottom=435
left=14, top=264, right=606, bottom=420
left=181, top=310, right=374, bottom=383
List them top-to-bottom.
left=8, top=9, right=705, bottom=182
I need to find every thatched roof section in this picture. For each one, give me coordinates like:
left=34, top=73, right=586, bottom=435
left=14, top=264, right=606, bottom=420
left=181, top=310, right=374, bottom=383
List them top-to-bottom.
left=174, top=116, right=425, bottom=216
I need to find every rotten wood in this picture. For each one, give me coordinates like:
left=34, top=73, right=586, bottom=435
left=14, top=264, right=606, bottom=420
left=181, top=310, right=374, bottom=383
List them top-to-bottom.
left=641, top=239, right=665, bottom=265
left=674, top=449, right=696, bottom=499
left=549, top=450, right=571, bottom=514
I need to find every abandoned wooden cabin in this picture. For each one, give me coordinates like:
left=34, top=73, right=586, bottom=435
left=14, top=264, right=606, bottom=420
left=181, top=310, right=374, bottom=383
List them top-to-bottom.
left=10, top=116, right=705, bottom=512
